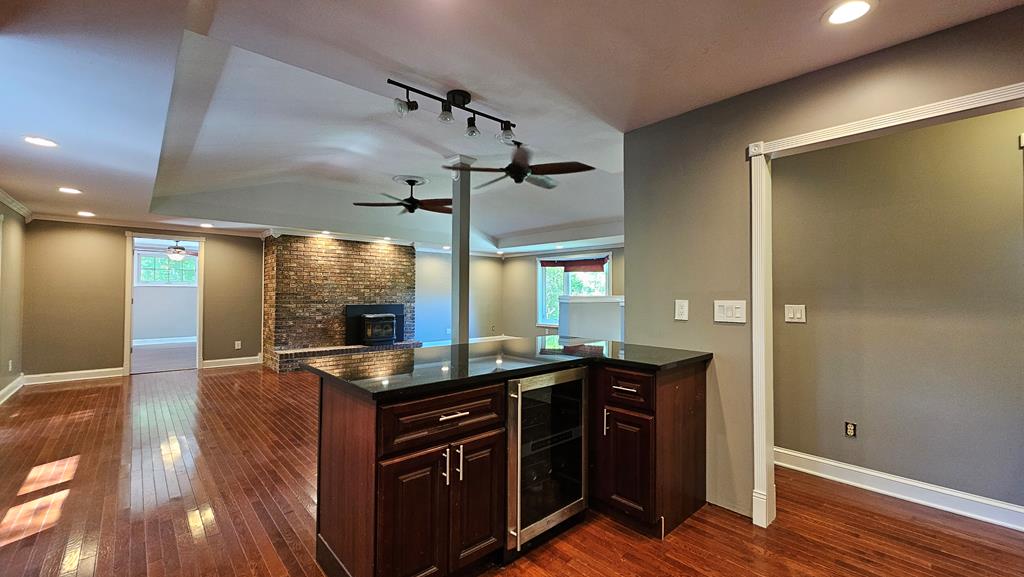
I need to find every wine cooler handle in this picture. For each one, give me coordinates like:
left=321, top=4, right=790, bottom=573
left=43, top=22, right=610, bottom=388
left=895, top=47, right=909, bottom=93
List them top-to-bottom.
left=603, top=408, right=609, bottom=436
left=442, top=447, right=450, bottom=486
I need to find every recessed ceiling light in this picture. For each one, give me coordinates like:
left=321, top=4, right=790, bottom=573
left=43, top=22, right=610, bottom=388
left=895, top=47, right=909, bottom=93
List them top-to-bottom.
left=827, top=1, right=871, bottom=24
left=25, top=136, right=58, bottom=148
left=58, top=187, right=82, bottom=194
left=77, top=211, right=95, bottom=217
left=200, top=223, right=214, bottom=228
left=321, top=230, right=330, bottom=235
left=383, top=236, right=392, bottom=241
left=442, top=245, right=451, bottom=250
left=555, top=245, right=564, bottom=249
left=496, top=251, right=504, bottom=255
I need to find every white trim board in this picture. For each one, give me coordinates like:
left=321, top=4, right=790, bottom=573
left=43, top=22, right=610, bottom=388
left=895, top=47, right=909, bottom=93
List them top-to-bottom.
left=0, top=187, right=31, bottom=220
left=201, top=355, right=262, bottom=369
left=21, top=367, right=125, bottom=386
left=0, top=374, right=25, bottom=405
left=775, top=447, right=1024, bottom=533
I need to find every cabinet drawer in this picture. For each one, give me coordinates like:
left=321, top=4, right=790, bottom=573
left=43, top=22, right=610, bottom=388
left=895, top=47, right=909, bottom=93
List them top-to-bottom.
left=601, top=367, right=654, bottom=412
left=379, top=383, right=506, bottom=457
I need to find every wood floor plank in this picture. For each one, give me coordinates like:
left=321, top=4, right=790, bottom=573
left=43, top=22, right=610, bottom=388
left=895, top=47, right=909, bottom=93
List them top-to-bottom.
left=0, top=366, right=1020, bottom=577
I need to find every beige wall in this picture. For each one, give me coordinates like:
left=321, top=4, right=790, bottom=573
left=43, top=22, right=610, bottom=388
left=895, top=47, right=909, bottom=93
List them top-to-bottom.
left=624, top=8, right=1024, bottom=516
left=772, top=107, right=1024, bottom=506
left=0, top=204, right=26, bottom=389
left=24, top=220, right=263, bottom=374
left=501, top=247, right=624, bottom=338
left=415, top=252, right=504, bottom=342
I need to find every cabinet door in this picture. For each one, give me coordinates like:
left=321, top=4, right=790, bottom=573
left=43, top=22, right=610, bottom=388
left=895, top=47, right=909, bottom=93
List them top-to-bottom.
left=599, top=406, right=655, bottom=522
left=449, top=428, right=505, bottom=572
left=377, top=444, right=450, bottom=577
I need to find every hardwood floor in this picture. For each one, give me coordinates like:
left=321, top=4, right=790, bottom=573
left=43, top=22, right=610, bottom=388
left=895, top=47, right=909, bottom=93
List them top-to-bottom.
left=130, top=343, right=198, bottom=374
left=0, top=367, right=1020, bottom=577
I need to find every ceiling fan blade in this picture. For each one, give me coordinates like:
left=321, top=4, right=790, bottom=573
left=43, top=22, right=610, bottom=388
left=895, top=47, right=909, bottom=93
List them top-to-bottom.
left=529, top=161, right=595, bottom=175
left=441, top=165, right=506, bottom=173
left=474, top=174, right=509, bottom=190
left=525, top=174, right=558, bottom=189
left=382, top=192, right=405, bottom=201
left=418, top=198, right=453, bottom=207
left=353, top=202, right=404, bottom=207
left=420, top=205, right=452, bottom=214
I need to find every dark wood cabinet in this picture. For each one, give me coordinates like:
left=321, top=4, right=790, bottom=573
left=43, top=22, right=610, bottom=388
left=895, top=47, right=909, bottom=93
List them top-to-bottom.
left=591, top=363, right=707, bottom=536
left=599, top=406, right=655, bottom=522
left=376, top=428, right=506, bottom=577
left=449, top=429, right=505, bottom=572
left=377, top=444, right=450, bottom=577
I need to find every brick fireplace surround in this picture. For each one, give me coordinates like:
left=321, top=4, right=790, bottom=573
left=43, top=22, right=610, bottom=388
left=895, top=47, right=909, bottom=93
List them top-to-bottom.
left=262, top=235, right=418, bottom=371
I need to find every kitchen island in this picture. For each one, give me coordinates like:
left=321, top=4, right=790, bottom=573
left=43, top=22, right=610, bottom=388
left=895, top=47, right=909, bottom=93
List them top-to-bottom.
left=306, top=336, right=711, bottom=577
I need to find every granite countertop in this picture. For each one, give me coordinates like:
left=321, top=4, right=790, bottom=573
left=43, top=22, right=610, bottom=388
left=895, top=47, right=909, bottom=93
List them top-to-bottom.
left=302, top=336, right=712, bottom=401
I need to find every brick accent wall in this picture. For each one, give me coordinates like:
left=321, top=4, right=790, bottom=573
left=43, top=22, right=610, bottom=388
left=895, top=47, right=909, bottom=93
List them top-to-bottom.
left=262, top=235, right=416, bottom=367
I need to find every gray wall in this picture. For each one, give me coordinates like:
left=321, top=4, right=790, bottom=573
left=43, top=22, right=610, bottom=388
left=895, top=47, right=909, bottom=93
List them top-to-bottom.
left=624, top=8, right=1024, bottom=516
left=773, top=108, right=1024, bottom=506
left=0, top=204, right=25, bottom=389
left=24, top=220, right=263, bottom=373
left=501, top=247, right=624, bottom=338
left=415, top=252, right=504, bottom=342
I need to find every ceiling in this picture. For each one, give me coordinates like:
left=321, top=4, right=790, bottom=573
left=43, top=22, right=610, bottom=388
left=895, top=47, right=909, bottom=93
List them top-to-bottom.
left=2, top=0, right=1021, bottom=251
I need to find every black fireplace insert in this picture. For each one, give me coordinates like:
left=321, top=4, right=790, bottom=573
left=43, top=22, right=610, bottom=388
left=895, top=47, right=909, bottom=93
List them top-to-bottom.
left=345, top=304, right=406, bottom=346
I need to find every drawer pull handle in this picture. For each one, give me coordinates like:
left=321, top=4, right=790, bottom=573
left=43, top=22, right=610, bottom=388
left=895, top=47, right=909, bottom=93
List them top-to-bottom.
left=612, top=385, right=639, bottom=394
left=438, top=410, right=470, bottom=422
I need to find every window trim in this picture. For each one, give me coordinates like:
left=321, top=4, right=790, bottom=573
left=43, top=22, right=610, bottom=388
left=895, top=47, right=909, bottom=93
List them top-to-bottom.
left=133, top=249, right=199, bottom=288
left=536, top=252, right=612, bottom=326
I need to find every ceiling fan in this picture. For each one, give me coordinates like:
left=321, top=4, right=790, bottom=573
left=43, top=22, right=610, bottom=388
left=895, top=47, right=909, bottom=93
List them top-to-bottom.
left=442, top=143, right=594, bottom=190
left=353, top=176, right=452, bottom=214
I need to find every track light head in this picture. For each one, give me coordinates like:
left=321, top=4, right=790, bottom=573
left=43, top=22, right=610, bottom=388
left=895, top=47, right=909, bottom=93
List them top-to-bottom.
left=394, top=90, right=419, bottom=118
left=438, top=101, right=454, bottom=124
left=465, top=116, right=481, bottom=138
left=497, top=121, right=516, bottom=146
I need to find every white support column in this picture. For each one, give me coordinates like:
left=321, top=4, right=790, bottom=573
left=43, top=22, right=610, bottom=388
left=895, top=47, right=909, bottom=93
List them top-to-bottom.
left=748, top=142, right=776, bottom=528
left=447, top=155, right=476, bottom=344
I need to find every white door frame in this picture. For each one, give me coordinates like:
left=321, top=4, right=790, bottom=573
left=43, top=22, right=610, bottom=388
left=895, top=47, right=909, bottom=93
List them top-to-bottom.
left=746, top=81, right=1024, bottom=528
left=123, top=231, right=206, bottom=375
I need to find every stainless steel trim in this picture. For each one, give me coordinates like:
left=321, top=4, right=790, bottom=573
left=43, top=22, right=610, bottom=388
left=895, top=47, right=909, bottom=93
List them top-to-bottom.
left=516, top=366, right=588, bottom=393
left=507, top=379, right=522, bottom=551
left=612, top=385, right=638, bottom=394
left=438, top=410, right=470, bottom=422
left=456, top=444, right=464, bottom=481
left=442, top=447, right=450, bottom=486
left=518, top=497, right=587, bottom=544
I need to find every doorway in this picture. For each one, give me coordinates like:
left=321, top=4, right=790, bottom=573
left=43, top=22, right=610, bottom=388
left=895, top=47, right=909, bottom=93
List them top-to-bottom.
left=128, top=236, right=202, bottom=374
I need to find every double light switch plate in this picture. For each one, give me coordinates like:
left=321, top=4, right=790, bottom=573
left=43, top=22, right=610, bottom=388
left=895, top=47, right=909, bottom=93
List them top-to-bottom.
left=784, top=304, right=806, bottom=323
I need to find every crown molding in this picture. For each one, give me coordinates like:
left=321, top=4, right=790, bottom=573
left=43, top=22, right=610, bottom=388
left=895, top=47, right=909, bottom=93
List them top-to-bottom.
left=0, top=188, right=32, bottom=220
left=29, top=214, right=264, bottom=237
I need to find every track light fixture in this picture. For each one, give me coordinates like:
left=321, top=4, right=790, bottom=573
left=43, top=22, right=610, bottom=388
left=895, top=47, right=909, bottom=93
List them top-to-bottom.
left=387, top=79, right=516, bottom=137
left=394, top=89, right=419, bottom=118
left=438, top=101, right=454, bottom=124
left=465, top=116, right=480, bottom=138
left=497, top=121, right=516, bottom=146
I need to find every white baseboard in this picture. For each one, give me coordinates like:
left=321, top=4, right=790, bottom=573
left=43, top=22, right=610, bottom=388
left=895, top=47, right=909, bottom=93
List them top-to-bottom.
left=201, top=354, right=262, bottom=369
left=22, top=367, right=125, bottom=386
left=0, top=374, right=26, bottom=405
left=775, top=447, right=1024, bottom=532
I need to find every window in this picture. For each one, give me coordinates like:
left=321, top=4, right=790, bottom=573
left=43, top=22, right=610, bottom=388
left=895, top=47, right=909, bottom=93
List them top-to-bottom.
left=135, top=252, right=198, bottom=286
left=537, top=254, right=611, bottom=326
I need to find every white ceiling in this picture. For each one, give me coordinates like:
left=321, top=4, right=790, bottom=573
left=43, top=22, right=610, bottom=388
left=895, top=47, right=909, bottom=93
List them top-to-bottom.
left=1, top=0, right=1021, bottom=250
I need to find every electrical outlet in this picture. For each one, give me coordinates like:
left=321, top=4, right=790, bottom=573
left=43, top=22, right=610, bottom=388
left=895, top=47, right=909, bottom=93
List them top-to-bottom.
left=674, top=299, right=689, bottom=321
left=234, top=340, right=242, bottom=350
left=7, top=360, right=12, bottom=372
left=844, top=421, right=857, bottom=438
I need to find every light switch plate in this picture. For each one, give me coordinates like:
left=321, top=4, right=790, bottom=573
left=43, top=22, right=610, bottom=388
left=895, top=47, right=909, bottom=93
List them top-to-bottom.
left=674, top=299, right=689, bottom=321
left=714, top=300, right=746, bottom=323
left=784, top=304, right=806, bottom=323
left=234, top=340, right=242, bottom=350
